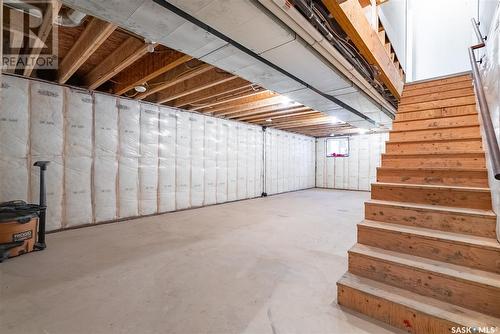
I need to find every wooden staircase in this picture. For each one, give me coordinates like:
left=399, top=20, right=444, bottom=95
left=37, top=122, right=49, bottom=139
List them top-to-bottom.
left=337, top=73, right=500, bottom=333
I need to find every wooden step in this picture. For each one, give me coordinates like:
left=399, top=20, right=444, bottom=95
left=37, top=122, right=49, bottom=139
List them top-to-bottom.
left=404, top=74, right=472, bottom=91
left=402, top=80, right=473, bottom=98
left=400, top=87, right=474, bottom=106
left=399, top=96, right=476, bottom=113
left=394, top=105, right=477, bottom=122
left=393, top=114, right=479, bottom=131
left=389, top=126, right=480, bottom=142
left=385, top=138, right=482, bottom=154
left=382, top=152, right=486, bottom=169
left=376, top=167, right=488, bottom=187
left=371, top=182, right=492, bottom=210
left=365, top=199, right=497, bottom=238
left=357, top=220, right=500, bottom=273
left=348, top=244, right=500, bottom=317
left=337, top=272, right=500, bottom=334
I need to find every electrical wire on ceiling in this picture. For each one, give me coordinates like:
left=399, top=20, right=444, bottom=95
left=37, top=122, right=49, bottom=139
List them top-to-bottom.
left=293, top=0, right=397, bottom=108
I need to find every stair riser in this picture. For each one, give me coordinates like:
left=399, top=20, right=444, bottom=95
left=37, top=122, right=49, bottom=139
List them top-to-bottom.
left=405, top=75, right=471, bottom=91
left=402, top=81, right=473, bottom=98
left=401, top=88, right=474, bottom=105
left=399, top=96, right=476, bottom=113
left=395, top=105, right=477, bottom=122
left=393, top=114, right=479, bottom=131
left=390, top=126, right=480, bottom=142
left=385, top=140, right=482, bottom=154
left=382, top=154, right=486, bottom=168
left=377, top=169, right=488, bottom=187
left=371, top=184, right=492, bottom=210
left=365, top=202, right=497, bottom=238
left=357, top=225, right=500, bottom=273
left=348, top=252, right=500, bottom=317
left=337, top=283, right=458, bottom=334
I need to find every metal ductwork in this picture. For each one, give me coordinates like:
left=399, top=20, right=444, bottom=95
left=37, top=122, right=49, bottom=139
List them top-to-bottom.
left=57, top=8, right=87, bottom=27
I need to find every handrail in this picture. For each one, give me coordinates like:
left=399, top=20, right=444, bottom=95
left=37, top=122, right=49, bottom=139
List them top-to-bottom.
left=469, top=18, right=500, bottom=180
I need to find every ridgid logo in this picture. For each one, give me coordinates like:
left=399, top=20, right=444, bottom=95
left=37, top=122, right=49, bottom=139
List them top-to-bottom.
left=2, top=0, right=59, bottom=72
left=451, top=327, right=498, bottom=334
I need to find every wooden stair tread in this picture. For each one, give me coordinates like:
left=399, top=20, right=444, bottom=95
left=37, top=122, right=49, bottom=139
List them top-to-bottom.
left=393, top=114, right=479, bottom=124
left=390, top=125, right=479, bottom=132
left=387, top=137, right=482, bottom=144
left=383, top=151, right=485, bottom=156
left=377, top=167, right=487, bottom=172
left=373, top=182, right=490, bottom=192
left=366, top=199, right=496, bottom=217
left=360, top=220, right=500, bottom=251
left=349, top=244, right=500, bottom=289
left=338, top=272, right=500, bottom=327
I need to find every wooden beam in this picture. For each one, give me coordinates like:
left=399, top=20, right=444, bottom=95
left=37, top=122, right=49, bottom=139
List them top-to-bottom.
left=23, top=0, right=62, bottom=76
left=322, top=0, right=403, bottom=98
left=58, top=17, right=116, bottom=84
left=83, top=37, right=153, bottom=89
left=112, top=50, right=192, bottom=95
left=136, top=62, right=212, bottom=100
left=154, top=69, right=237, bottom=104
left=169, top=78, right=252, bottom=108
left=187, top=88, right=266, bottom=110
left=196, top=91, right=278, bottom=112
left=213, top=96, right=300, bottom=116
left=224, top=103, right=302, bottom=119
left=237, top=107, right=313, bottom=121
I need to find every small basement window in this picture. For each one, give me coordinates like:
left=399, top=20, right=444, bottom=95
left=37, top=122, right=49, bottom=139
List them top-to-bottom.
left=326, top=137, right=349, bottom=157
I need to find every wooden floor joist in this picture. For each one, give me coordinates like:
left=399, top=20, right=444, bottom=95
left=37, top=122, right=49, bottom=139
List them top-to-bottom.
left=58, top=17, right=117, bottom=84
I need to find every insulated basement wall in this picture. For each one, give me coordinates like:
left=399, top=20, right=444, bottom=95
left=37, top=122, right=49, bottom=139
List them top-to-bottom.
left=0, top=75, right=314, bottom=231
left=264, top=128, right=315, bottom=195
left=316, top=133, right=388, bottom=191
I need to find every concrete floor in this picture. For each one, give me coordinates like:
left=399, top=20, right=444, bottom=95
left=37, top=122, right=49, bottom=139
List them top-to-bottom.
left=0, top=189, right=400, bottom=334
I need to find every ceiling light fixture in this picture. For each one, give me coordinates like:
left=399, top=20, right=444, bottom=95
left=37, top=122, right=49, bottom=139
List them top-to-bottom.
left=134, top=85, right=147, bottom=93
left=266, top=118, right=273, bottom=123
left=358, top=128, right=368, bottom=134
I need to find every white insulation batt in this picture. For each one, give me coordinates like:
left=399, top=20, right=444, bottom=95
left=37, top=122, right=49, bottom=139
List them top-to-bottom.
left=0, top=75, right=316, bottom=231
left=0, top=76, right=30, bottom=202
left=64, top=89, right=93, bottom=227
left=94, top=93, right=118, bottom=223
left=118, top=98, right=140, bottom=218
left=139, top=103, right=159, bottom=215
left=158, top=108, right=177, bottom=213
left=264, top=128, right=315, bottom=195
left=316, top=133, right=388, bottom=191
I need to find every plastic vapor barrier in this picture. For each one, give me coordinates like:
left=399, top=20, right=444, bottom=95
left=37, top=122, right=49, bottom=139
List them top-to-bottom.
left=0, top=75, right=316, bottom=231
left=0, top=76, right=29, bottom=202
left=30, top=81, right=64, bottom=230
left=64, top=89, right=93, bottom=227
left=117, top=99, right=140, bottom=219
left=139, top=103, right=159, bottom=216
left=158, top=108, right=177, bottom=213
left=190, top=113, right=205, bottom=207
left=204, top=117, right=217, bottom=205
left=216, top=119, right=229, bottom=203
left=264, top=128, right=315, bottom=195
left=316, top=133, right=388, bottom=191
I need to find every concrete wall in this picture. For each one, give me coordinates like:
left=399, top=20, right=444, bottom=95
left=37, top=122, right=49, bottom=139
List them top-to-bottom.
left=0, top=75, right=315, bottom=231
left=315, top=133, right=388, bottom=191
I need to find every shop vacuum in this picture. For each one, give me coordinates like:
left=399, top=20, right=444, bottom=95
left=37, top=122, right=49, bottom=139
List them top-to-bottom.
left=0, top=161, right=50, bottom=262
